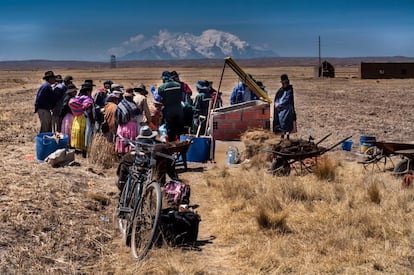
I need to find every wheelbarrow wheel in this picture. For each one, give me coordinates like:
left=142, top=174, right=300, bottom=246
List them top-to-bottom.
left=270, top=158, right=291, bottom=176
left=393, top=159, right=414, bottom=177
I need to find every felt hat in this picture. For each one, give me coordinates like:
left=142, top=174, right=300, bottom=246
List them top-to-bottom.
left=42, top=71, right=56, bottom=80
left=280, top=74, right=289, bottom=83
left=55, top=75, right=63, bottom=82
left=64, top=75, right=73, bottom=82
left=84, top=79, right=96, bottom=86
left=103, top=80, right=113, bottom=86
left=134, top=83, right=148, bottom=95
left=66, top=84, right=78, bottom=94
left=137, top=125, right=158, bottom=139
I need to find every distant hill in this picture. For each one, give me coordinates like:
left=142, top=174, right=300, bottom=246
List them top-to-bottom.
left=1, top=57, right=414, bottom=70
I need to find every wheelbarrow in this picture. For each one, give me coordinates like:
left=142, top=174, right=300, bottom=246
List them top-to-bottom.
left=267, top=134, right=352, bottom=176
left=163, top=140, right=193, bottom=171
left=358, top=141, right=414, bottom=174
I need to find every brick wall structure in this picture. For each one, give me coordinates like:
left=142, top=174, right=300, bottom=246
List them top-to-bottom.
left=209, top=100, right=271, bottom=141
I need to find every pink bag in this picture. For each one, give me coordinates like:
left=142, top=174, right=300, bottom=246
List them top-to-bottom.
left=163, top=180, right=191, bottom=207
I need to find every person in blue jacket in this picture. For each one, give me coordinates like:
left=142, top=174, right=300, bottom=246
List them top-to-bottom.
left=34, top=71, right=57, bottom=133
left=230, top=74, right=259, bottom=105
left=273, top=74, right=296, bottom=138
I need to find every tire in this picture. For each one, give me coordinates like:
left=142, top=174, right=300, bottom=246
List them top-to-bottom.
left=270, top=158, right=291, bottom=176
left=393, top=159, right=414, bottom=177
left=118, top=176, right=139, bottom=241
left=130, top=181, right=162, bottom=260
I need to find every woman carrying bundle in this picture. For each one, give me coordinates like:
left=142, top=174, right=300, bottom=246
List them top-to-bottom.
left=115, top=88, right=141, bottom=154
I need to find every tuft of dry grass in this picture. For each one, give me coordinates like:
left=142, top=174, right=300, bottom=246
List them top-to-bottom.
left=88, top=134, right=118, bottom=169
left=313, top=156, right=338, bottom=181
left=367, top=183, right=381, bottom=204
left=256, top=208, right=290, bottom=233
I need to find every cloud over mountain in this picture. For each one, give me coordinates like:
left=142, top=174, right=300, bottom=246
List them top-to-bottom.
left=108, top=29, right=278, bottom=60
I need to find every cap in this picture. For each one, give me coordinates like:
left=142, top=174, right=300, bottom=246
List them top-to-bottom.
left=161, top=71, right=171, bottom=80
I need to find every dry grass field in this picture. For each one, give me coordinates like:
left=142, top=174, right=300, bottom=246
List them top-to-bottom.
left=0, top=61, right=413, bottom=274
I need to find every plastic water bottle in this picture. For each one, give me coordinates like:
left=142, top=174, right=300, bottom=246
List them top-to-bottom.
left=150, top=85, right=157, bottom=96
left=159, top=124, right=168, bottom=143
left=226, top=146, right=239, bottom=165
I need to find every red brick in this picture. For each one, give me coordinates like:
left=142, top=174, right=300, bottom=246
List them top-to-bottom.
left=241, top=111, right=257, bottom=120
left=225, top=112, right=241, bottom=120
left=216, top=122, right=234, bottom=130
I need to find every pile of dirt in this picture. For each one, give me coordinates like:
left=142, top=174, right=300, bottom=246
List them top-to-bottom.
left=269, top=138, right=322, bottom=155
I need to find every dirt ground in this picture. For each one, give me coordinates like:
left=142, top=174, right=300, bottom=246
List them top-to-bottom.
left=0, top=63, right=413, bottom=274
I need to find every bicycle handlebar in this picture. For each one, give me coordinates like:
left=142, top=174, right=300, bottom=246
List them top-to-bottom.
left=117, top=134, right=175, bottom=161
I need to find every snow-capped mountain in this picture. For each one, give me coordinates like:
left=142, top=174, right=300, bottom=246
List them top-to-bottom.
left=117, top=29, right=278, bottom=60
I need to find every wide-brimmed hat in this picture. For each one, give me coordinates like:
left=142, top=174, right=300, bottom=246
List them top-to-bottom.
left=42, top=71, right=56, bottom=80
left=280, top=74, right=289, bottom=83
left=55, top=75, right=63, bottom=82
left=64, top=75, right=73, bottom=82
left=84, top=79, right=96, bottom=86
left=80, top=80, right=94, bottom=90
left=103, top=80, right=113, bottom=86
left=256, top=81, right=265, bottom=89
left=111, top=83, right=123, bottom=90
left=134, top=83, right=148, bottom=95
left=66, top=84, right=78, bottom=94
left=112, top=90, right=123, bottom=96
left=137, top=125, right=158, bottom=139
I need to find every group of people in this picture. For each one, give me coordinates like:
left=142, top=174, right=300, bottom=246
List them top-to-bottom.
left=34, top=69, right=224, bottom=157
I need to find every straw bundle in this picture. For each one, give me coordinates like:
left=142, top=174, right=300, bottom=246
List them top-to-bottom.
left=240, top=129, right=281, bottom=168
left=88, top=134, right=118, bottom=168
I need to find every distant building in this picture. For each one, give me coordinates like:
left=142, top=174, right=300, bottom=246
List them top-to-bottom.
left=110, top=55, right=116, bottom=68
left=318, top=60, right=335, bottom=78
left=360, top=62, right=414, bottom=79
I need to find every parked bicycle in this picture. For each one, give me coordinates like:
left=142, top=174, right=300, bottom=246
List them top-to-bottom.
left=116, top=135, right=175, bottom=260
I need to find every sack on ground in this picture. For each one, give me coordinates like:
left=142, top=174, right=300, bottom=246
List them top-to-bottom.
left=45, top=148, right=75, bottom=167
left=163, top=179, right=191, bottom=207
left=159, top=208, right=200, bottom=246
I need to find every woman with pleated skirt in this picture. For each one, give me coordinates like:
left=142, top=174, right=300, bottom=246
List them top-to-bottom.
left=69, top=82, right=95, bottom=157
left=115, top=88, right=141, bottom=155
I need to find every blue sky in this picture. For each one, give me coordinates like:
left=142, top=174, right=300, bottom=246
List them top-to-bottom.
left=1, top=0, right=413, bottom=61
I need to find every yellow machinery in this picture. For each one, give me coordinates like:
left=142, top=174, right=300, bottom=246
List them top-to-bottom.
left=213, top=56, right=272, bottom=108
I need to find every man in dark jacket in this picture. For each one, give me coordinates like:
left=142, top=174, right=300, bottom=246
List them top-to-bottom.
left=34, top=71, right=57, bottom=133
left=158, top=71, right=184, bottom=142
left=192, top=80, right=212, bottom=135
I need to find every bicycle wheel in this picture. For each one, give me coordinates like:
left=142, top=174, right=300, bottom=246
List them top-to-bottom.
left=393, top=159, right=414, bottom=177
left=118, top=176, right=139, bottom=239
left=130, top=181, right=162, bottom=260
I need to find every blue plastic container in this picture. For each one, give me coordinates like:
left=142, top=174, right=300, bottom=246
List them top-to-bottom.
left=36, top=132, right=68, bottom=161
left=180, top=135, right=211, bottom=162
left=359, top=135, right=376, bottom=154
left=341, top=140, right=353, bottom=151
